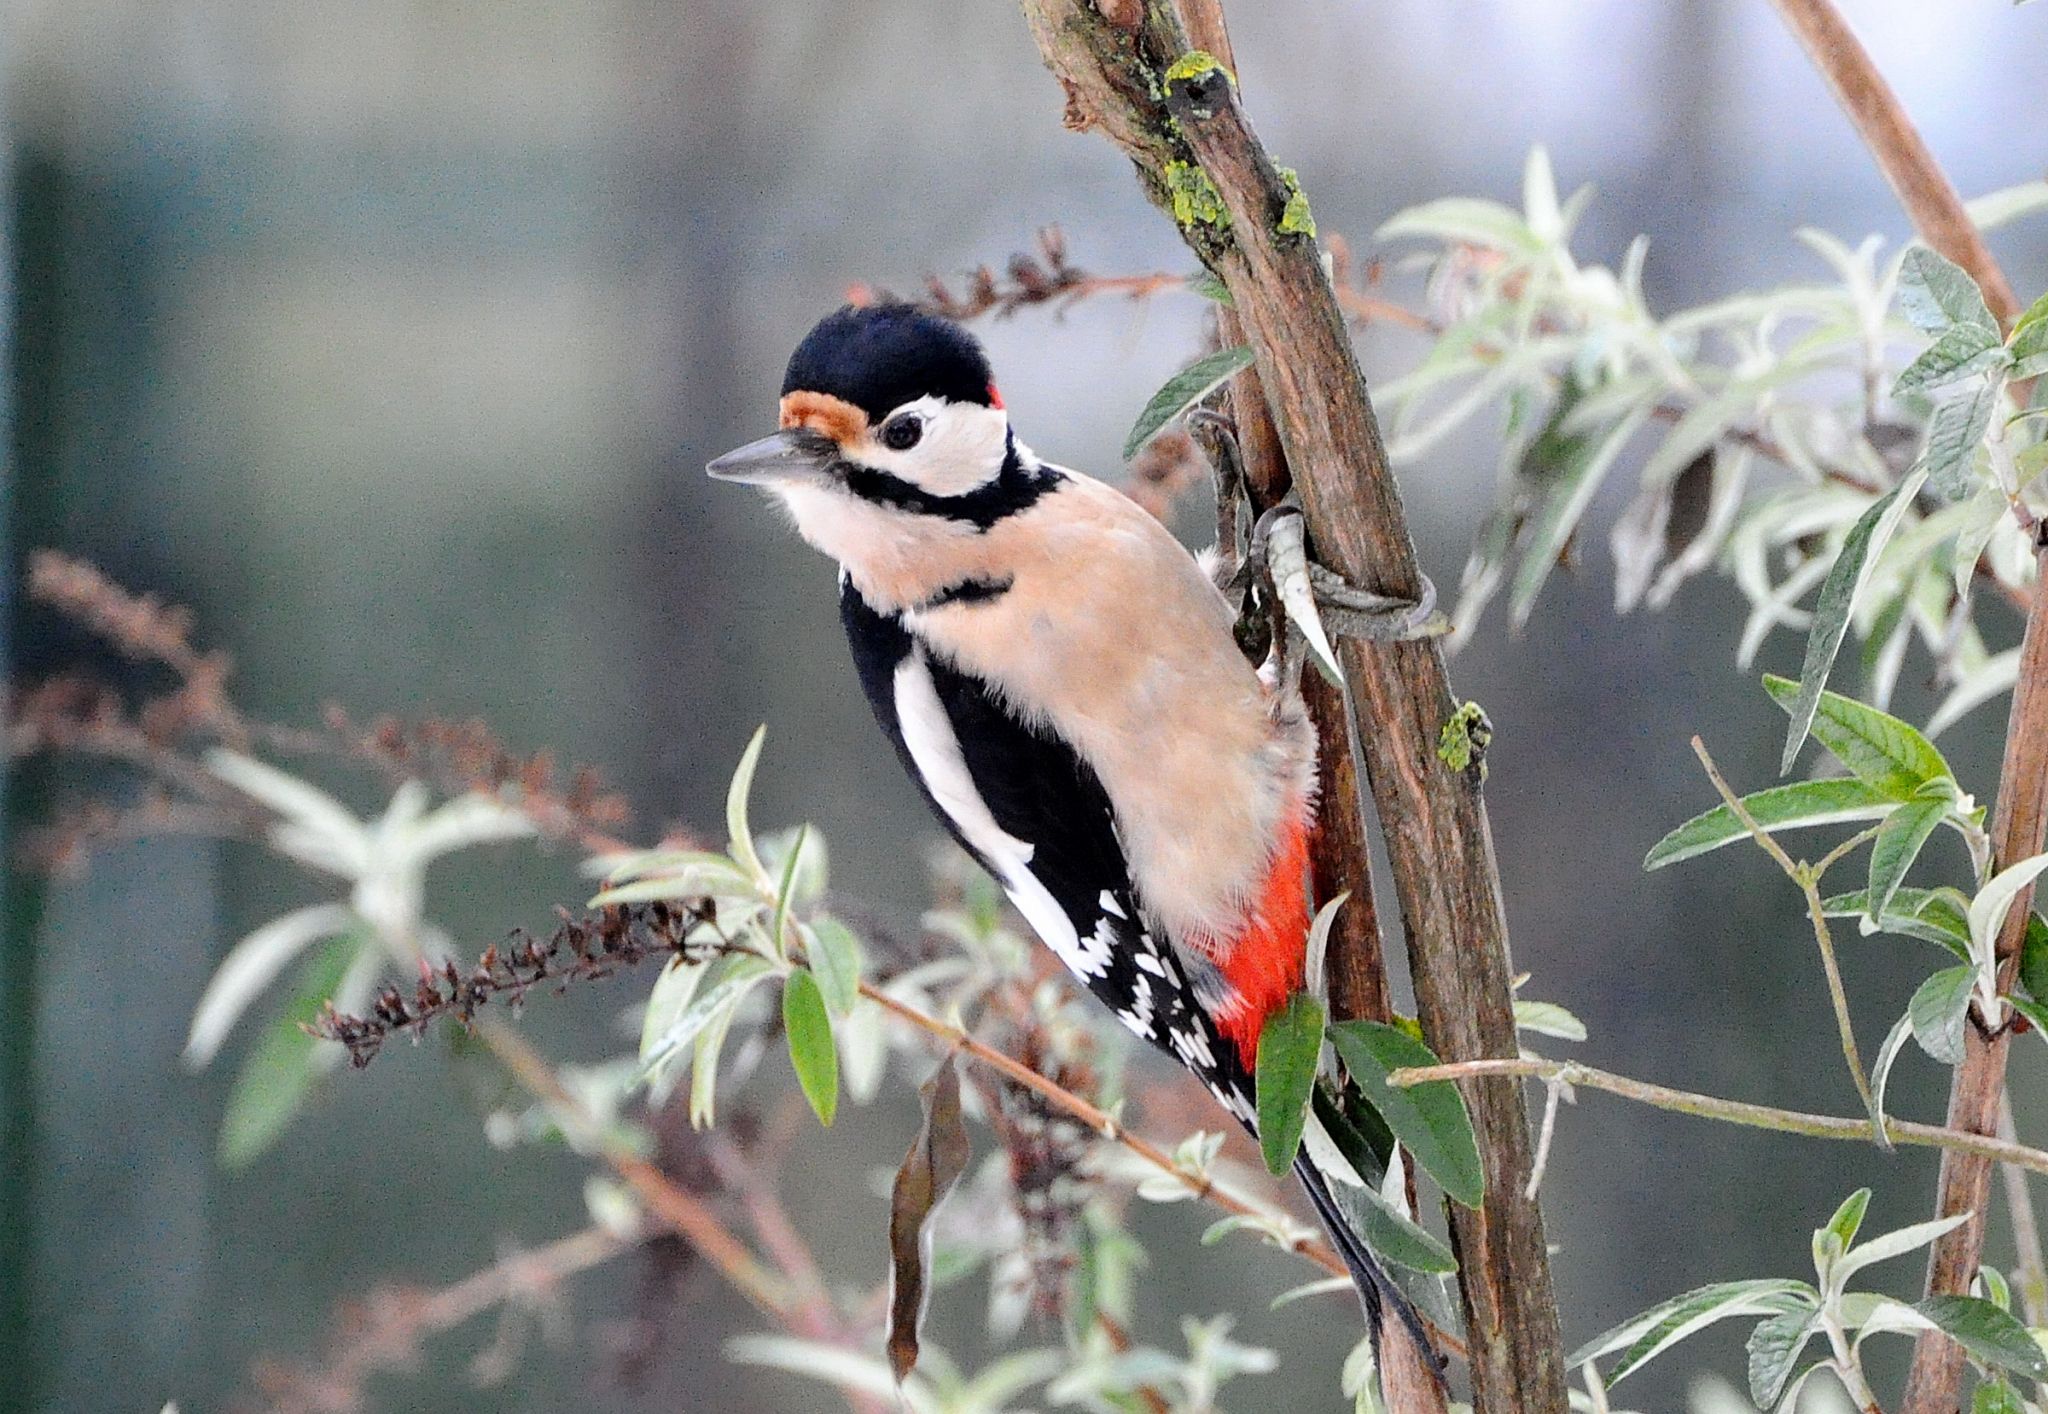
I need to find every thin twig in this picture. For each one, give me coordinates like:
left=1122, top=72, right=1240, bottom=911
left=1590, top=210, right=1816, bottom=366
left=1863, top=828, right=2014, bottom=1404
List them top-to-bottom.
left=1691, top=737, right=1875, bottom=1116
left=1385, top=1057, right=2048, bottom=1176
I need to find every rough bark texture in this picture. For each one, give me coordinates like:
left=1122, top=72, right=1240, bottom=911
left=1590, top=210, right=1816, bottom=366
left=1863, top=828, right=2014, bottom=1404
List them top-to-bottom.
left=1015, top=6, right=1567, bottom=1407
left=1902, top=539, right=2048, bottom=1412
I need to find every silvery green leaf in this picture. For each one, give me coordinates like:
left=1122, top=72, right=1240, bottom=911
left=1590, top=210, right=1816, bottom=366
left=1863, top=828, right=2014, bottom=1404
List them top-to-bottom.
left=1966, top=180, right=2048, bottom=231
left=1376, top=196, right=1536, bottom=252
left=1896, top=247, right=1997, bottom=338
left=1893, top=326, right=2006, bottom=395
left=1122, top=345, right=1255, bottom=461
left=1922, top=381, right=1999, bottom=501
left=1510, top=405, right=1652, bottom=630
left=1777, top=470, right=1927, bottom=775
left=1929, top=647, right=2021, bottom=738
left=726, top=726, right=769, bottom=884
left=205, top=749, right=371, bottom=876
left=1644, top=778, right=1896, bottom=870
left=401, top=792, right=537, bottom=864
left=1867, top=797, right=1948, bottom=924
left=767, top=823, right=810, bottom=959
left=759, top=825, right=828, bottom=913
left=1969, top=851, right=2048, bottom=968
left=588, top=863, right=751, bottom=908
left=1821, top=885, right=1973, bottom=957
left=1303, top=890, right=1350, bottom=1005
left=184, top=903, right=360, bottom=1069
left=801, top=914, right=863, bottom=1017
left=218, top=936, right=360, bottom=1167
left=643, top=953, right=772, bottom=1086
left=638, top=955, right=705, bottom=1064
left=1908, top=965, right=1976, bottom=1065
left=688, top=979, right=750, bottom=1129
left=835, top=994, right=889, bottom=1104
left=1514, top=1000, right=1588, bottom=1042
left=1868, top=1010, right=1915, bottom=1135
left=1822, top=1187, right=1872, bottom=1252
left=1834, top=1209, right=1972, bottom=1289
left=1270, top=1276, right=1355, bottom=1310
left=1568, top=1280, right=1817, bottom=1386
left=1913, top=1296, right=2048, bottom=1379
left=1746, top=1309, right=1817, bottom=1409
left=726, top=1335, right=931, bottom=1407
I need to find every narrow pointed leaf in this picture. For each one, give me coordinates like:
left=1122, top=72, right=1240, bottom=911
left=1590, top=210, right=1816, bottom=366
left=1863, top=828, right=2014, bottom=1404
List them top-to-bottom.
left=1893, top=326, right=2005, bottom=395
left=1122, top=345, right=1255, bottom=461
left=1922, top=380, right=1999, bottom=501
left=1508, top=405, right=1651, bottom=629
left=1777, top=471, right=1926, bottom=775
left=1763, top=674, right=1952, bottom=799
left=726, top=726, right=769, bottom=883
left=1644, top=778, right=1895, bottom=870
left=1867, top=798, right=1949, bottom=924
left=1969, top=851, right=2048, bottom=958
left=1822, top=886, right=1974, bottom=957
left=185, top=903, right=358, bottom=1069
left=802, top=914, right=863, bottom=1016
left=218, top=935, right=362, bottom=1167
left=639, top=955, right=705, bottom=1063
left=782, top=971, right=838, bottom=1127
left=1256, top=992, right=1324, bottom=1174
left=1868, top=1010, right=1915, bottom=1134
left=1328, top=1020, right=1483, bottom=1207
left=888, top=1058, right=972, bottom=1382
left=1318, top=1168, right=1459, bottom=1274
left=1823, top=1188, right=1872, bottom=1250
left=1567, top=1279, right=1816, bottom=1384
left=1913, top=1295, right=2048, bottom=1379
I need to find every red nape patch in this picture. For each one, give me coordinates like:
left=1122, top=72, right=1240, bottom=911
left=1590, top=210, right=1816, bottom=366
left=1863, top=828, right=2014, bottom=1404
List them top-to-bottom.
left=986, top=382, right=1005, bottom=409
left=1211, top=812, right=1312, bottom=1066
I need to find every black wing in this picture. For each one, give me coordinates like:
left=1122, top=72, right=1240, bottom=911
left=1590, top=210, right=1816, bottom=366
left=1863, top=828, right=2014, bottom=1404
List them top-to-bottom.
left=838, top=578, right=1253, bottom=1121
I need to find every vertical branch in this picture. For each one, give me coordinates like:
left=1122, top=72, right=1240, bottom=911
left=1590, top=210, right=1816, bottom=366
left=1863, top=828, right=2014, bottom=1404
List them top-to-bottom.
left=1765, top=0, right=2019, bottom=326
left=1760, top=4, right=2040, bottom=1407
left=1014, top=6, right=1567, bottom=1408
left=1171, top=9, right=1436, bottom=1404
left=1902, top=537, right=2048, bottom=1412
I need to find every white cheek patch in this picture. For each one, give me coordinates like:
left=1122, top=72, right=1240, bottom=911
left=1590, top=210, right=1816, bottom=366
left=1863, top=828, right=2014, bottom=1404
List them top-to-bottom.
left=859, top=396, right=1010, bottom=497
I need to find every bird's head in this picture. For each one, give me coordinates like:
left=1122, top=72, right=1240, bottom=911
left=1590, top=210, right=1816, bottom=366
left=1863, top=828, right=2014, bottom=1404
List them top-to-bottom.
left=707, top=303, right=1013, bottom=506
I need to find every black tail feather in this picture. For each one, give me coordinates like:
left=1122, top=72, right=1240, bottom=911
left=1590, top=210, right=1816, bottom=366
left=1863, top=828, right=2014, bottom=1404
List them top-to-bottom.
left=1292, top=1155, right=1445, bottom=1382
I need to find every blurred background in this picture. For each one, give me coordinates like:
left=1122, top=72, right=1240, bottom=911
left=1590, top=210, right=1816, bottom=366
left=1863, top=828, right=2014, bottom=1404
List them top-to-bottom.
left=4, top=1, right=2045, bottom=1409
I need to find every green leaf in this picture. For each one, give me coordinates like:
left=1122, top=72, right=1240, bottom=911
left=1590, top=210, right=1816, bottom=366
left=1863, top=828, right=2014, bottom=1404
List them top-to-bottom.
left=1966, top=180, right=2048, bottom=230
left=1897, top=247, right=1998, bottom=338
left=1187, top=269, right=1233, bottom=305
left=1893, top=325, right=2006, bottom=395
left=1122, top=345, right=1255, bottom=461
left=1923, top=381, right=2000, bottom=501
left=1508, top=403, right=1651, bottom=629
left=1776, top=470, right=1928, bottom=776
left=1763, top=674, right=1953, bottom=800
left=726, top=726, right=769, bottom=884
left=1644, top=778, right=1897, bottom=870
left=1868, top=798, right=1949, bottom=923
left=768, top=823, right=809, bottom=959
left=1970, top=852, right=2048, bottom=962
left=1822, top=885, right=1974, bottom=958
left=2020, top=911, right=2048, bottom=1004
left=802, top=914, right=863, bottom=1016
left=218, top=935, right=361, bottom=1168
left=641, top=953, right=773, bottom=1076
left=639, top=955, right=705, bottom=1063
left=1909, top=964, right=1976, bottom=1065
left=782, top=970, right=839, bottom=1127
left=1256, top=992, right=1324, bottom=1175
left=1513, top=1000, right=1587, bottom=1042
left=1869, top=1010, right=1915, bottom=1134
left=1327, top=1020, right=1483, bottom=1208
left=888, top=1058, right=972, bottom=1381
left=1318, top=1170, right=1459, bottom=1274
left=1823, top=1187, right=1873, bottom=1250
left=1834, top=1209, right=1970, bottom=1288
left=1568, top=1279, right=1817, bottom=1385
left=1914, top=1295, right=2048, bottom=1379
left=1746, top=1310, right=1817, bottom=1409
left=1974, top=1379, right=2026, bottom=1414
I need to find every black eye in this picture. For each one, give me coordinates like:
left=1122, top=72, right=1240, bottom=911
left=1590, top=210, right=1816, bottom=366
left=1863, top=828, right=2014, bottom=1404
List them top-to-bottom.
left=881, top=415, right=923, bottom=452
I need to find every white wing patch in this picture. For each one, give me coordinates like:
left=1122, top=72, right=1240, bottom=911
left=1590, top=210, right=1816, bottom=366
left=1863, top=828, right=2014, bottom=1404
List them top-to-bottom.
left=892, top=651, right=1109, bottom=979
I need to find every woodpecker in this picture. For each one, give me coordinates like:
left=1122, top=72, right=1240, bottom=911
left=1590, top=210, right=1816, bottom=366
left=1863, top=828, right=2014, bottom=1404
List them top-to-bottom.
left=709, top=302, right=1423, bottom=1354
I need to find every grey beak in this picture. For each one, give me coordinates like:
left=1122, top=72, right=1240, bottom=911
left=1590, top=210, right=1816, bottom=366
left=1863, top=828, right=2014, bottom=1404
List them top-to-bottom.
left=706, top=428, right=838, bottom=485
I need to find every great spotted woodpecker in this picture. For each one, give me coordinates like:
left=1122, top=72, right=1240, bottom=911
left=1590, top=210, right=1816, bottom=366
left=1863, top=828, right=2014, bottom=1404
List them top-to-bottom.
left=709, top=302, right=1423, bottom=1353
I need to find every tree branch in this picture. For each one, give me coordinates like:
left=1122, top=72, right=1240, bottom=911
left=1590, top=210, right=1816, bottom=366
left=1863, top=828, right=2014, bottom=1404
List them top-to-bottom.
left=1013, top=7, right=1565, bottom=1406
left=1386, top=1056, right=2048, bottom=1176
